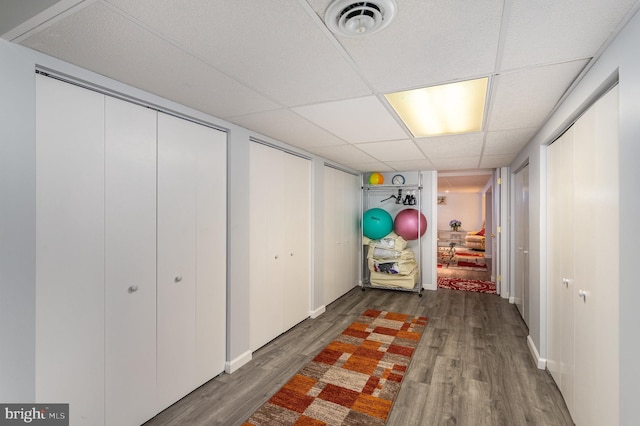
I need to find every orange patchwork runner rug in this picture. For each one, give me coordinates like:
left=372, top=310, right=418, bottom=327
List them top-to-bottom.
left=243, top=309, right=428, bottom=425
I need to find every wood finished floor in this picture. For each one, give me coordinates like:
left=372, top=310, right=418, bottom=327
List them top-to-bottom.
left=144, top=286, right=573, bottom=426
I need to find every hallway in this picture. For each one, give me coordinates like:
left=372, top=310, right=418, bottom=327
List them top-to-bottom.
left=145, top=286, right=572, bottom=425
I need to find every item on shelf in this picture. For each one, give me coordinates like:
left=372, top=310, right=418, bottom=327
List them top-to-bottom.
left=368, top=172, right=385, bottom=185
left=362, top=208, right=393, bottom=239
left=394, top=208, right=427, bottom=240
left=449, top=219, right=461, bottom=231
left=366, top=231, right=407, bottom=251
left=369, top=268, right=419, bottom=290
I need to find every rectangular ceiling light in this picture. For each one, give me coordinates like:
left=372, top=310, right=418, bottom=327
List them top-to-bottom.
left=385, top=77, right=488, bottom=137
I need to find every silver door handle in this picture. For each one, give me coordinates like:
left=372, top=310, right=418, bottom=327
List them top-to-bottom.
left=174, top=275, right=182, bottom=283
left=128, top=285, right=139, bottom=293
left=578, top=289, right=587, bottom=301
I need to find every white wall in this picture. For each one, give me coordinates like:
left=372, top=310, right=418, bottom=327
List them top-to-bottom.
left=510, top=7, right=640, bottom=423
left=0, top=39, right=361, bottom=397
left=0, top=41, right=37, bottom=402
left=436, top=192, right=483, bottom=232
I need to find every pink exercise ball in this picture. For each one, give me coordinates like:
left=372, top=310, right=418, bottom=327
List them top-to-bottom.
left=394, top=208, right=427, bottom=240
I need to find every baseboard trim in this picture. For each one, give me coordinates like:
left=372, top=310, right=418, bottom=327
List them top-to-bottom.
left=422, top=282, right=437, bottom=291
left=509, top=296, right=515, bottom=304
left=310, top=305, right=326, bottom=319
left=527, top=335, right=547, bottom=370
left=225, top=350, right=252, bottom=374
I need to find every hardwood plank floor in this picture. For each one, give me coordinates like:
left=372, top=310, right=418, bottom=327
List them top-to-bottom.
left=144, top=286, right=573, bottom=426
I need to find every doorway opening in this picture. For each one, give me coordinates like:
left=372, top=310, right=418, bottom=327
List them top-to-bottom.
left=436, top=170, right=495, bottom=291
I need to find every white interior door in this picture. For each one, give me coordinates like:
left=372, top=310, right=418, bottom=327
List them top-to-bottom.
left=35, top=75, right=106, bottom=424
left=573, top=86, right=619, bottom=426
left=104, top=96, right=158, bottom=425
left=156, top=113, right=199, bottom=410
left=193, top=125, right=227, bottom=384
left=546, top=128, right=575, bottom=416
left=249, top=142, right=285, bottom=351
left=282, top=153, right=311, bottom=330
left=514, top=164, right=530, bottom=325
left=323, top=166, right=338, bottom=304
left=343, top=172, right=360, bottom=295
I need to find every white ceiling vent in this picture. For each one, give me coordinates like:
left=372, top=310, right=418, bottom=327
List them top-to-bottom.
left=324, top=0, right=397, bottom=37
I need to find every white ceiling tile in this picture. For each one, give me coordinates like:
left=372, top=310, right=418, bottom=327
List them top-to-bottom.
left=8, top=0, right=635, bottom=171
left=105, top=0, right=372, bottom=107
left=308, top=0, right=503, bottom=93
left=500, top=0, right=637, bottom=70
left=20, top=2, right=279, bottom=118
left=487, top=60, right=589, bottom=131
left=293, top=96, right=408, bottom=143
left=228, top=109, right=346, bottom=150
left=484, top=128, right=537, bottom=155
left=415, top=133, right=484, bottom=159
left=355, top=139, right=423, bottom=162
left=306, top=144, right=378, bottom=165
left=480, top=154, right=518, bottom=168
left=429, top=157, right=481, bottom=171
left=384, top=160, right=437, bottom=172
left=343, top=162, right=395, bottom=173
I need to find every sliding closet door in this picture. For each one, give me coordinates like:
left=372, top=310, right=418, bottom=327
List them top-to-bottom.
left=35, top=75, right=106, bottom=424
left=573, top=86, right=619, bottom=426
left=104, top=97, right=158, bottom=425
left=156, top=113, right=226, bottom=410
left=193, top=122, right=227, bottom=384
left=546, top=127, right=575, bottom=416
left=249, top=142, right=285, bottom=351
left=249, top=143, right=311, bottom=350
left=282, top=153, right=311, bottom=331
left=514, top=164, right=529, bottom=325
left=323, top=166, right=339, bottom=304
left=324, top=166, right=360, bottom=305
left=343, top=172, right=360, bottom=295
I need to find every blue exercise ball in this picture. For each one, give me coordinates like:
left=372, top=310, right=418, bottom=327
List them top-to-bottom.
left=362, top=208, right=393, bottom=240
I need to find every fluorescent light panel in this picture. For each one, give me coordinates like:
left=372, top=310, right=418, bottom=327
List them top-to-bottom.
left=385, top=77, right=488, bottom=137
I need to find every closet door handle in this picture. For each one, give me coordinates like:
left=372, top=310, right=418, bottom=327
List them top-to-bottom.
left=174, top=275, right=182, bottom=283
left=562, top=278, right=569, bottom=288
left=128, top=285, right=139, bottom=293
left=578, top=289, right=587, bottom=301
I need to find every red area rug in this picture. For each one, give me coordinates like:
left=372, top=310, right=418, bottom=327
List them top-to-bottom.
left=437, top=260, right=488, bottom=272
left=437, top=277, right=496, bottom=294
left=243, top=309, right=428, bottom=425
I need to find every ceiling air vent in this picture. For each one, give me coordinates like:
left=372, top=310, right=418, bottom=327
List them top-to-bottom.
left=324, top=0, right=397, bottom=37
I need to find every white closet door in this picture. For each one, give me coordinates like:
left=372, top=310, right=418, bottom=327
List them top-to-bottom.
left=35, top=75, right=106, bottom=424
left=573, top=86, right=619, bottom=426
left=104, top=97, right=158, bottom=426
left=157, top=113, right=199, bottom=410
left=194, top=125, right=227, bottom=385
left=546, top=128, right=575, bottom=416
left=249, top=142, right=285, bottom=350
left=282, top=152, right=310, bottom=331
left=323, top=166, right=339, bottom=304
left=324, top=167, right=359, bottom=305
left=341, top=171, right=359, bottom=296
left=346, top=172, right=360, bottom=293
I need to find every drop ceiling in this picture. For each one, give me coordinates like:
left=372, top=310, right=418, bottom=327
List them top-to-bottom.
left=2, top=0, right=638, bottom=173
